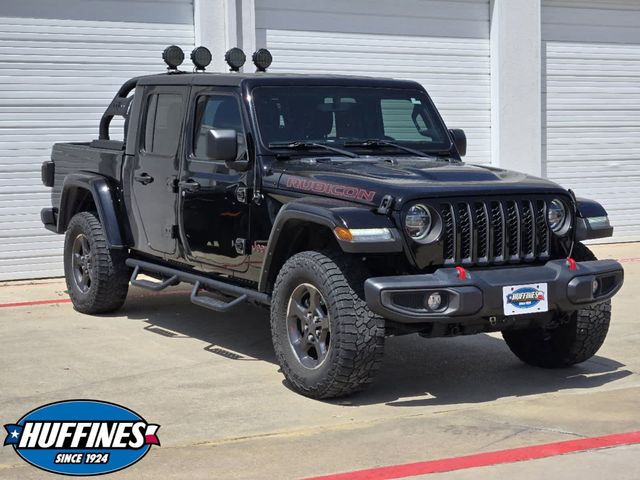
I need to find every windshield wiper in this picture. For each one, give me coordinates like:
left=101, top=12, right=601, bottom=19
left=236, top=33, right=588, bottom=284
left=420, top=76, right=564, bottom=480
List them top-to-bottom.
left=344, top=139, right=430, bottom=158
left=268, top=141, right=359, bottom=158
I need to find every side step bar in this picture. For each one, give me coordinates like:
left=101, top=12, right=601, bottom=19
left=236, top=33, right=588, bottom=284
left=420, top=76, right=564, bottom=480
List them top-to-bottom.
left=126, top=258, right=270, bottom=312
left=130, top=265, right=179, bottom=291
left=190, top=281, right=248, bottom=313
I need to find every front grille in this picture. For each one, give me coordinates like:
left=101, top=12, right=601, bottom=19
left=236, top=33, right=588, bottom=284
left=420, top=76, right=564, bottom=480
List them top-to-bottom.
left=438, top=198, right=551, bottom=266
left=441, top=205, right=455, bottom=260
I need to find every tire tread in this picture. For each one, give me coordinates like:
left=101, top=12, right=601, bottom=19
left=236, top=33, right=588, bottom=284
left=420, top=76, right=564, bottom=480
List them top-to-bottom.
left=64, top=212, right=129, bottom=314
left=502, top=242, right=611, bottom=368
left=271, top=251, right=385, bottom=399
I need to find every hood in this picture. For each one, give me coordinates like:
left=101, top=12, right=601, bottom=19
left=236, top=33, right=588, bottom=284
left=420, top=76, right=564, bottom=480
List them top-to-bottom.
left=272, top=156, right=566, bottom=208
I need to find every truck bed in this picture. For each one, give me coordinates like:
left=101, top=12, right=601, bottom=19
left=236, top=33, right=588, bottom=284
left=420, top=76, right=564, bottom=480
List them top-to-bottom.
left=50, top=141, right=125, bottom=211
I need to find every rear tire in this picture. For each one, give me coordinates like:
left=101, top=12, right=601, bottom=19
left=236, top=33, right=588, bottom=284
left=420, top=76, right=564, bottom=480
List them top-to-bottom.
left=64, top=212, right=130, bottom=314
left=502, top=243, right=611, bottom=368
left=270, top=251, right=385, bottom=399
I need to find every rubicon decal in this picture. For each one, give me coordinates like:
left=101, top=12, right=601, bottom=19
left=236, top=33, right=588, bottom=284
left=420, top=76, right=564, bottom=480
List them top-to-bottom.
left=286, top=176, right=376, bottom=202
left=4, top=400, right=160, bottom=476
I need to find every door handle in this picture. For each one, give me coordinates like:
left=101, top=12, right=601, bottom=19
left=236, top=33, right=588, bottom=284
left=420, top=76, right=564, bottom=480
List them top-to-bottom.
left=134, top=173, right=154, bottom=185
left=178, top=180, right=201, bottom=192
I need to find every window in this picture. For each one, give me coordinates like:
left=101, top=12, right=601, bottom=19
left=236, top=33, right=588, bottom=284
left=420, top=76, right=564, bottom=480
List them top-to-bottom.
left=252, top=86, right=449, bottom=151
left=142, top=93, right=184, bottom=155
left=193, top=95, right=244, bottom=159
left=380, top=98, right=433, bottom=141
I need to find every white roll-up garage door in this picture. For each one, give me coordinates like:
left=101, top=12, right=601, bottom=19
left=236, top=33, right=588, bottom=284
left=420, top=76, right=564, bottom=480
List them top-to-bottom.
left=255, top=0, right=491, bottom=166
left=543, top=0, right=640, bottom=242
left=0, top=4, right=195, bottom=281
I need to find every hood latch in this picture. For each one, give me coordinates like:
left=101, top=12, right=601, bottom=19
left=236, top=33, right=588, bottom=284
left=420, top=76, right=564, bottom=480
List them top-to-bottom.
left=377, top=195, right=395, bottom=215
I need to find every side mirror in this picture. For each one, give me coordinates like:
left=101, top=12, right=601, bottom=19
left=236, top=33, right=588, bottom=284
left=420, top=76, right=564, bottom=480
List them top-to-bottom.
left=205, top=128, right=238, bottom=162
left=449, top=129, right=467, bottom=157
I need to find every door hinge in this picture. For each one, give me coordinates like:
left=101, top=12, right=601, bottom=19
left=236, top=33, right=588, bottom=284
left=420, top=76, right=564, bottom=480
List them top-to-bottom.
left=169, top=177, right=179, bottom=193
left=236, top=186, right=249, bottom=204
left=164, top=225, right=179, bottom=239
left=235, top=238, right=248, bottom=255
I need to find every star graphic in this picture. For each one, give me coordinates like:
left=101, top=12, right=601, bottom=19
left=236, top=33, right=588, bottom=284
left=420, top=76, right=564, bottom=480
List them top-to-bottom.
left=10, top=430, right=19, bottom=439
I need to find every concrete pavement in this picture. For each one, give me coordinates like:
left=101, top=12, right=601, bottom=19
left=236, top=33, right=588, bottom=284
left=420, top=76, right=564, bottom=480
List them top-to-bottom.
left=0, top=243, right=638, bottom=479
left=426, top=444, right=640, bottom=480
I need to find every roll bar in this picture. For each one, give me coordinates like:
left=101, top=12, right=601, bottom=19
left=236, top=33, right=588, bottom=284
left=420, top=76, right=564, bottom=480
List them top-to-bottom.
left=98, top=77, right=140, bottom=140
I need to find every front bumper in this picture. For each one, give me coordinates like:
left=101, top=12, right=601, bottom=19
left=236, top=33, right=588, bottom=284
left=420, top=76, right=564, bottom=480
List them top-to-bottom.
left=364, top=259, right=624, bottom=324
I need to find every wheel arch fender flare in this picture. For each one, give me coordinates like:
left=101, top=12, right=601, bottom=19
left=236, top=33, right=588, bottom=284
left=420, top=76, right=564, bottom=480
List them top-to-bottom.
left=58, top=172, right=129, bottom=248
left=574, top=197, right=614, bottom=241
left=575, top=197, right=608, bottom=219
left=258, top=200, right=403, bottom=293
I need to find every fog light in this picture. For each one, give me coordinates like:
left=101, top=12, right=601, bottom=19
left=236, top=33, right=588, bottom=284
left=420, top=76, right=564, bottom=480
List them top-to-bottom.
left=162, top=45, right=184, bottom=70
left=191, top=46, right=212, bottom=71
left=225, top=47, right=246, bottom=71
left=252, top=48, right=273, bottom=72
left=592, top=278, right=599, bottom=295
left=426, top=292, right=442, bottom=310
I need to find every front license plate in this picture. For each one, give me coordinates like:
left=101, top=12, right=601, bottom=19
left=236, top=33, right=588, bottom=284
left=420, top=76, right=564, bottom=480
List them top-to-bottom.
left=502, top=283, right=549, bottom=316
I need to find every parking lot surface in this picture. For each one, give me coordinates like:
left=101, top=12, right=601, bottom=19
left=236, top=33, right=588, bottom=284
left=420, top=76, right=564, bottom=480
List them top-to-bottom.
left=1, top=243, right=639, bottom=479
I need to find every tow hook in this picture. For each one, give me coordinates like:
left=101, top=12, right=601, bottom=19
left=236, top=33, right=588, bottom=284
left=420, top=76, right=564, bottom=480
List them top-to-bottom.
left=456, top=266, right=468, bottom=280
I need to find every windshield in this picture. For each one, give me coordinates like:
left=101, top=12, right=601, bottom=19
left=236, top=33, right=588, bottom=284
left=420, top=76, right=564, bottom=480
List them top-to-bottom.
left=252, top=86, right=451, bottom=154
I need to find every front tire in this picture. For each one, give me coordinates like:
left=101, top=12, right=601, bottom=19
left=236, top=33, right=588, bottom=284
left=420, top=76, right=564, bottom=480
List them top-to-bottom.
left=64, top=212, right=130, bottom=314
left=502, top=243, right=611, bottom=368
left=270, top=251, right=385, bottom=399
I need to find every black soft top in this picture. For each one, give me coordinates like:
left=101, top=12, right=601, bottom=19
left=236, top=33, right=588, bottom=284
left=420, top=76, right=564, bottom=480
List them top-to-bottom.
left=135, top=71, right=424, bottom=90
left=99, top=72, right=426, bottom=143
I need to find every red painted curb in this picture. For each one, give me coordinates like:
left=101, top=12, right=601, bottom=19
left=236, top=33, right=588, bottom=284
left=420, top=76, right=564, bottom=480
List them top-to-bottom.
left=0, top=290, right=191, bottom=309
left=0, top=298, right=72, bottom=308
left=306, top=431, right=640, bottom=480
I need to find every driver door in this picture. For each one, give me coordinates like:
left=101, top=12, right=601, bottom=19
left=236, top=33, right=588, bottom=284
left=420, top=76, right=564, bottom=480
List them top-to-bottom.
left=178, top=89, right=250, bottom=273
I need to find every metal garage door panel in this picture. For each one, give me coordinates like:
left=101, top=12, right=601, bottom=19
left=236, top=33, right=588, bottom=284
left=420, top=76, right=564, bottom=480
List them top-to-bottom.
left=255, top=0, right=491, bottom=166
left=543, top=0, right=640, bottom=242
left=0, top=15, right=194, bottom=281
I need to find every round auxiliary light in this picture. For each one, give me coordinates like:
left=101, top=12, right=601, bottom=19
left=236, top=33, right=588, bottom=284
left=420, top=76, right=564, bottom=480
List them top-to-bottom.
left=162, top=45, right=184, bottom=70
left=191, top=46, right=212, bottom=71
left=225, top=47, right=246, bottom=71
left=252, top=48, right=273, bottom=72
left=547, top=198, right=568, bottom=234
left=405, top=204, right=432, bottom=240
left=426, top=292, right=443, bottom=311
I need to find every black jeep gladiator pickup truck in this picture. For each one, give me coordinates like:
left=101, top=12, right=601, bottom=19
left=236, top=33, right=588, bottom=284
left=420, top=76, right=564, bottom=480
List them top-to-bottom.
left=41, top=46, right=624, bottom=399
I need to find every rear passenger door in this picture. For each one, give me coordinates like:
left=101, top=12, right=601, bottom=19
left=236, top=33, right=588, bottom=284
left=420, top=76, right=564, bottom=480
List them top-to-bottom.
left=130, top=87, right=186, bottom=256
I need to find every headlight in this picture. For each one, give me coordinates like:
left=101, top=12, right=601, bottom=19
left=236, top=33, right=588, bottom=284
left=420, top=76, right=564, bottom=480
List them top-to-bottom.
left=548, top=198, right=568, bottom=234
left=405, top=205, right=432, bottom=240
